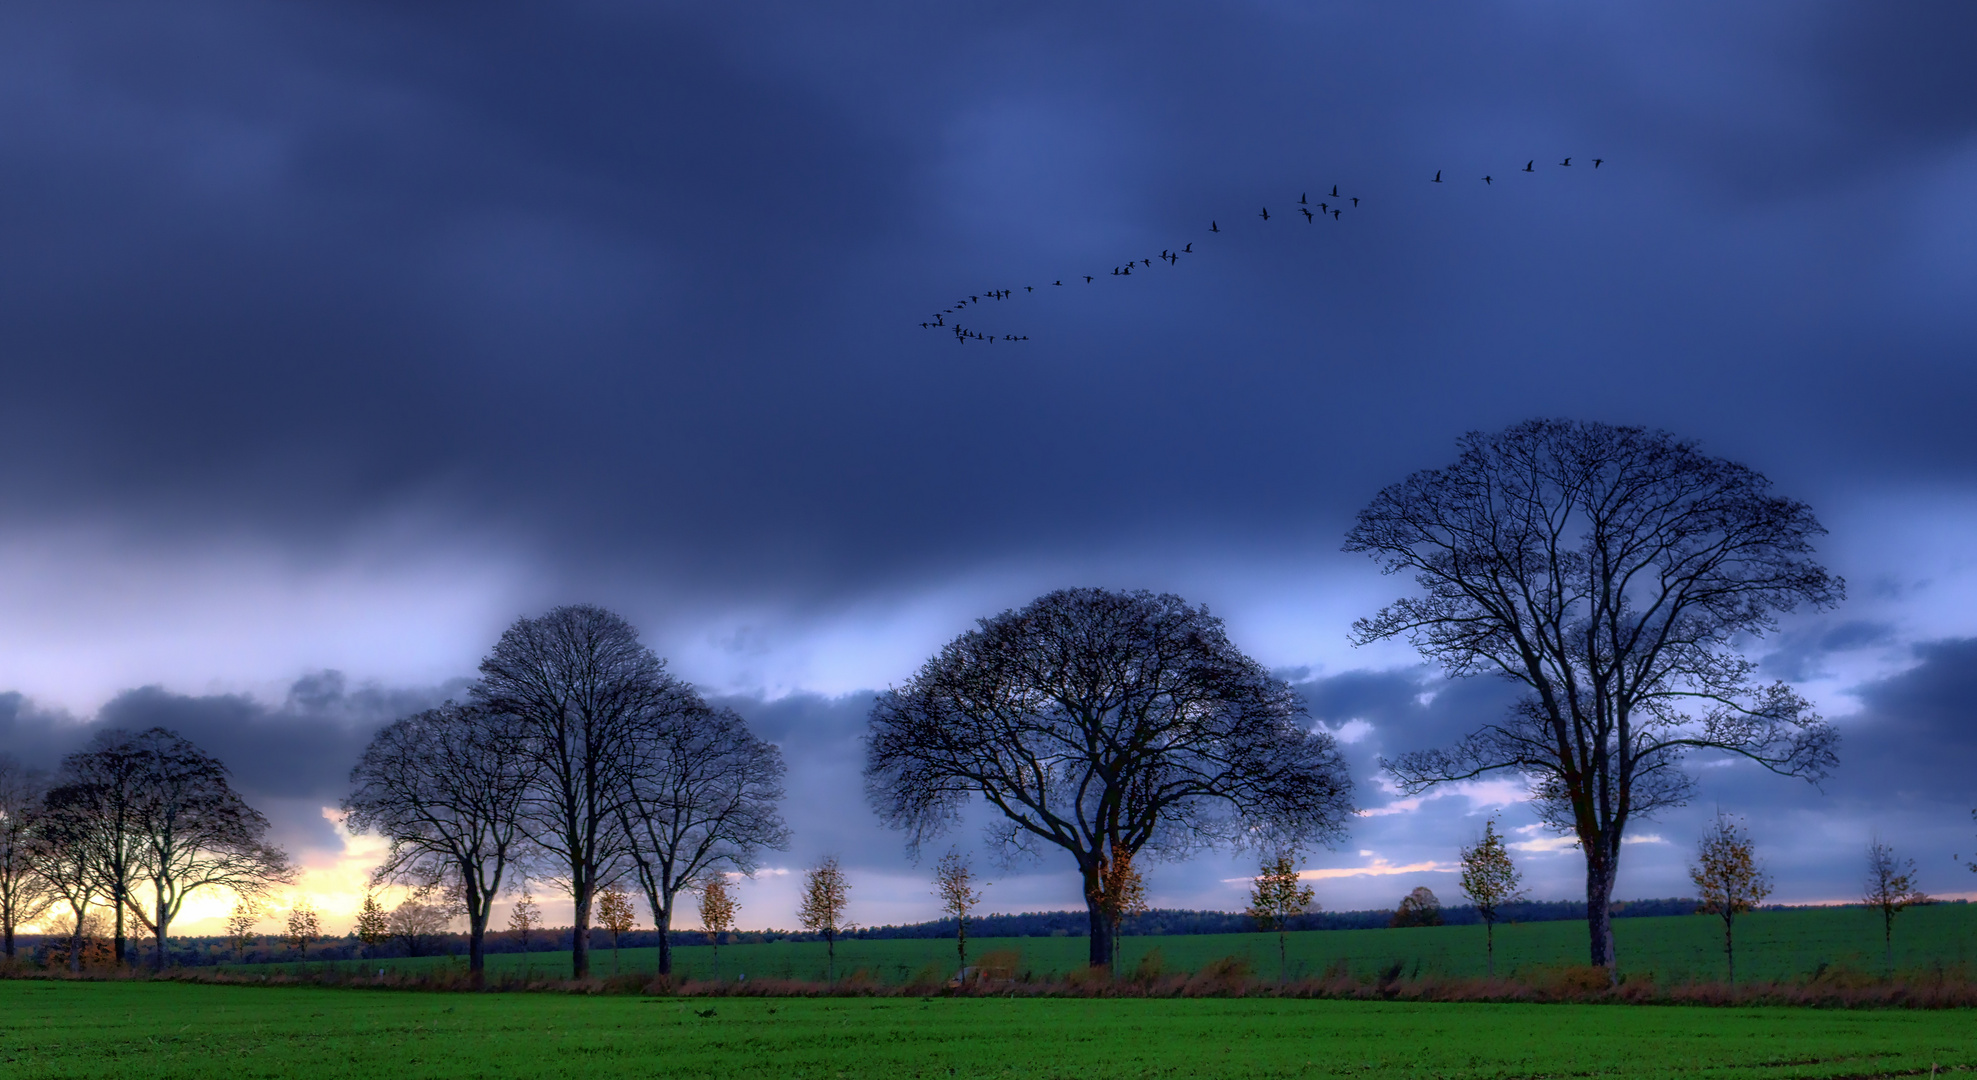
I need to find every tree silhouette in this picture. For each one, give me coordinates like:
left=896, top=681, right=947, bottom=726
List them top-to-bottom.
left=1348, top=419, right=1840, bottom=972
left=867, top=588, right=1353, bottom=968
left=475, top=604, right=690, bottom=980
left=344, top=702, right=531, bottom=986
left=616, top=702, right=787, bottom=977
left=0, top=755, right=52, bottom=960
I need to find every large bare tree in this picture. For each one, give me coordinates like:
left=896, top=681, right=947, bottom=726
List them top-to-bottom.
left=1344, top=419, right=1840, bottom=971
left=866, top=587, right=1355, bottom=968
left=475, top=604, right=687, bottom=979
left=617, top=701, right=788, bottom=976
left=343, top=702, right=532, bottom=985
left=116, top=728, right=293, bottom=970
left=45, top=731, right=152, bottom=965
left=0, top=755, right=53, bottom=959
left=29, top=793, right=107, bottom=972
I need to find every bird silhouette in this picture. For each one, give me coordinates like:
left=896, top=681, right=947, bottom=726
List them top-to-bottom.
left=1559, top=157, right=1571, bottom=166
left=1593, top=158, right=1604, bottom=168
left=1523, top=160, right=1534, bottom=172
left=1433, top=170, right=1442, bottom=182
left=1483, top=175, right=1493, bottom=184
left=1330, top=185, right=1339, bottom=198
left=1300, top=192, right=1308, bottom=204
left=1351, top=197, right=1359, bottom=206
left=1259, top=207, right=1270, bottom=220
left=1300, top=207, right=1314, bottom=222
left=1332, top=208, right=1341, bottom=219
left=1210, top=220, right=1219, bottom=232
left=1183, top=242, right=1192, bottom=252
left=1085, top=275, right=1093, bottom=282
left=1053, top=280, right=1063, bottom=286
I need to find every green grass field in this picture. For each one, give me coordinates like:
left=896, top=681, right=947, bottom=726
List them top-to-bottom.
left=304, top=903, right=1977, bottom=986
left=2, top=981, right=1970, bottom=1079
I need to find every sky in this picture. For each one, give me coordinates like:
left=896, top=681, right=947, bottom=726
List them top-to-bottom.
left=1, top=1, right=1975, bottom=938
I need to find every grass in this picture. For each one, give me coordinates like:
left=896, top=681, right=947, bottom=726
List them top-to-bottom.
left=292, top=903, right=1977, bottom=986
left=1, top=980, right=1971, bottom=1079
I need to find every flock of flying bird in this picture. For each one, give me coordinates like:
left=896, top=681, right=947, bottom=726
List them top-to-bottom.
left=921, top=156, right=1606, bottom=344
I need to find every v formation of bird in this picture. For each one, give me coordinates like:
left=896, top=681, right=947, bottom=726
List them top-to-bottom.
left=921, top=157, right=1606, bottom=343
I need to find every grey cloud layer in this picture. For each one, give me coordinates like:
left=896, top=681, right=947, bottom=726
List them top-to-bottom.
left=0, top=3, right=1973, bottom=604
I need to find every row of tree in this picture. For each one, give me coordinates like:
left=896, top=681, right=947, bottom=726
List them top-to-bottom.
left=0, top=419, right=1928, bottom=982
left=0, top=731, right=291, bottom=971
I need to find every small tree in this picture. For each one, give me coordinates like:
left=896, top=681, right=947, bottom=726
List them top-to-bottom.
left=0, top=755, right=52, bottom=960
left=1689, top=813, right=1770, bottom=984
left=1458, top=817, right=1525, bottom=976
left=1863, top=839, right=1929, bottom=975
left=1247, top=849, right=1314, bottom=981
left=933, top=850, right=982, bottom=974
left=797, top=856, right=851, bottom=981
left=698, top=875, right=738, bottom=979
left=597, top=885, right=636, bottom=973
left=508, top=887, right=541, bottom=971
left=1392, top=887, right=1443, bottom=928
left=353, top=891, right=390, bottom=959
left=224, top=900, right=261, bottom=960
left=284, top=901, right=320, bottom=960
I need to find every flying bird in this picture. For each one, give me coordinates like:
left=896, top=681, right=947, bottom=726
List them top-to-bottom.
left=1559, top=157, right=1571, bottom=166
left=1593, top=158, right=1604, bottom=168
left=1523, top=160, right=1534, bottom=172
left=1432, top=170, right=1442, bottom=182
left=1483, top=175, right=1493, bottom=184
left=1330, top=185, right=1339, bottom=198
left=1300, top=192, right=1308, bottom=204
left=1351, top=197, right=1359, bottom=206
left=1259, top=207, right=1270, bottom=220
left=1300, top=207, right=1314, bottom=222
left=1332, top=208, right=1340, bottom=219
left=1210, top=220, right=1219, bottom=232
left=1183, top=242, right=1192, bottom=252
left=1085, top=275, right=1093, bottom=282
left=1054, top=280, right=1063, bottom=286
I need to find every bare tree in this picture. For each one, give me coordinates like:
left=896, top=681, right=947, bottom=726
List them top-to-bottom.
left=1346, top=420, right=1841, bottom=972
left=867, top=588, right=1355, bottom=969
left=475, top=604, right=687, bottom=979
left=343, top=702, right=531, bottom=985
left=617, top=702, right=787, bottom=976
left=115, top=729, right=294, bottom=970
left=45, top=731, right=153, bottom=965
left=0, top=755, right=52, bottom=959
left=27, top=797, right=105, bottom=973
left=1689, top=813, right=1769, bottom=984
left=1457, top=817, right=1525, bottom=976
left=1863, top=838, right=1929, bottom=975
left=934, top=849, right=982, bottom=973
left=1247, top=849, right=1314, bottom=981
left=797, top=855, right=851, bottom=981
left=698, top=874, right=737, bottom=979
left=507, top=886, right=541, bottom=966
left=224, top=900, right=261, bottom=960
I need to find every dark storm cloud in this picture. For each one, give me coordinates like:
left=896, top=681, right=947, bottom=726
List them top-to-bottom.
left=0, top=2, right=1972, bottom=606
left=0, top=672, right=458, bottom=855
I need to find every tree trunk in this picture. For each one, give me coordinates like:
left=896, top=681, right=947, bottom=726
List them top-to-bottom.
left=1583, top=843, right=1618, bottom=974
left=571, top=888, right=592, bottom=980
left=1083, top=888, right=1113, bottom=969
left=113, top=889, right=126, bottom=966
left=656, top=897, right=674, bottom=976
left=153, top=903, right=170, bottom=972
left=1722, top=912, right=1735, bottom=984
left=468, top=917, right=486, bottom=989
left=1485, top=918, right=1495, bottom=977
left=5, top=922, right=14, bottom=959
left=825, top=929, right=836, bottom=982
